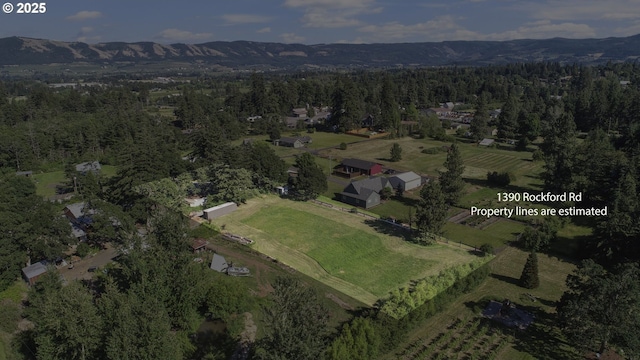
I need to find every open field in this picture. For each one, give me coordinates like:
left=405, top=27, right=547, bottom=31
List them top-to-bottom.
left=32, top=170, right=66, bottom=197
left=209, top=195, right=478, bottom=305
left=383, top=246, right=579, bottom=360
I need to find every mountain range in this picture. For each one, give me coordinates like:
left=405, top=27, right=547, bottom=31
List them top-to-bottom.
left=2, top=35, right=640, bottom=69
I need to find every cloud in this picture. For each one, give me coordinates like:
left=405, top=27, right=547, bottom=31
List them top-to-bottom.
left=284, top=0, right=380, bottom=28
left=521, top=0, right=640, bottom=21
left=66, top=11, right=103, bottom=21
left=221, top=14, right=273, bottom=25
left=357, top=16, right=597, bottom=42
left=486, top=20, right=597, bottom=40
left=75, top=26, right=101, bottom=43
left=257, top=27, right=272, bottom=33
left=156, top=28, right=214, bottom=42
left=280, top=32, right=305, bottom=43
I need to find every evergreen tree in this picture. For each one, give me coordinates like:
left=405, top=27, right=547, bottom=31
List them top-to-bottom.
left=380, top=77, right=401, bottom=136
left=470, top=94, right=490, bottom=141
left=497, top=95, right=519, bottom=139
left=540, top=112, right=578, bottom=193
left=390, top=143, right=402, bottom=162
left=439, top=143, right=465, bottom=205
left=288, top=152, right=327, bottom=200
left=415, top=180, right=448, bottom=245
left=519, top=252, right=539, bottom=289
left=557, top=260, right=640, bottom=356
left=254, top=277, right=329, bottom=360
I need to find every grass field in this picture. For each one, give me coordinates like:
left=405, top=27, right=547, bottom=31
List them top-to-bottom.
left=32, top=170, right=66, bottom=197
left=210, top=196, right=478, bottom=305
left=384, top=246, right=579, bottom=360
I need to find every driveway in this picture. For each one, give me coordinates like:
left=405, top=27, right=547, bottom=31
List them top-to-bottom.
left=58, top=243, right=119, bottom=282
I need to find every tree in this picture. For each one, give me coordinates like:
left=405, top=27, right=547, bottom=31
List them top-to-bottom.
left=380, top=77, right=401, bottom=136
left=470, top=93, right=490, bottom=141
left=497, top=95, right=519, bottom=139
left=540, top=112, right=578, bottom=193
left=390, top=143, right=402, bottom=162
left=439, top=143, right=465, bottom=205
left=288, top=152, right=327, bottom=200
left=208, top=165, right=258, bottom=204
left=414, top=180, right=448, bottom=245
left=380, top=186, right=393, bottom=200
left=519, top=252, right=539, bottom=289
left=557, top=260, right=640, bottom=356
left=27, top=277, right=103, bottom=360
left=254, top=277, right=329, bottom=360
left=326, top=317, right=381, bottom=360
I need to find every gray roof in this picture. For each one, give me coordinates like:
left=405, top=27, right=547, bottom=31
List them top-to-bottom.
left=278, top=137, right=303, bottom=145
left=479, top=138, right=495, bottom=146
left=341, top=158, right=379, bottom=170
left=75, top=161, right=101, bottom=173
left=16, top=171, right=33, bottom=176
left=392, top=171, right=421, bottom=182
left=342, top=177, right=389, bottom=201
left=65, top=202, right=86, bottom=219
left=70, top=223, right=87, bottom=238
left=210, top=253, right=228, bottom=273
left=22, top=262, right=47, bottom=279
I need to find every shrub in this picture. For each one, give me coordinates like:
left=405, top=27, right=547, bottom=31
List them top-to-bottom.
left=339, top=142, right=347, bottom=150
left=532, top=149, right=544, bottom=161
left=486, top=171, right=513, bottom=187
left=76, top=242, right=92, bottom=257
left=479, top=243, right=494, bottom=256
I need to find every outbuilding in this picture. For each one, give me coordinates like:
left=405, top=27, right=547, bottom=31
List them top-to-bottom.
left=389, top=171, right=422, bottom=192
left=203, top=202, right=238, bottom=220
left=22, top=262, right=48, bottom=286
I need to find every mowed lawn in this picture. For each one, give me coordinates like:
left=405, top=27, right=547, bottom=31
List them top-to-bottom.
left=211, top=196, right=477, bottom=305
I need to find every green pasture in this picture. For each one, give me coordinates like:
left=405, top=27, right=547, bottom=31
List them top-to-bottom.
left=209, top=196, right=477, bottom=305
left=443, top=219, right=525, bottom=249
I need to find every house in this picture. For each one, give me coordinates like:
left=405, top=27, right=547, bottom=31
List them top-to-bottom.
left=444, top=102, right=455, bottom=109
left=292, top=108, right=307, bottom=118
left=489, top=109, right=502, bottom=119
left=276, top=137, right=304, bottom=148
left=479, top=138, right=495, bottom=146
left=334, top=158, right=383, bottom=178
left=75, top=161, right=101, bottom=175
left=389, top=171, right=422, bottom=192
left=340, top=177, right=391, bottom=209
left=63, top=202, right=94, bottom=226
left=203, top=202, right=238, bottom=220
left=70, top=223, right=88, bottom=242
left=22, top=261, right=48, bottom=286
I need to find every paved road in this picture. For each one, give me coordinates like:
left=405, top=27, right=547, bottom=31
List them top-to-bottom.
left=58, top=243, right=119, bottom=282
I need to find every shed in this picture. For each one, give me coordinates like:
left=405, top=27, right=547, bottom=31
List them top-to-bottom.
left=479, top=138, right=495, bottom=146
left=75, top=161, right=101, bottom=175
left=16, top=171, right=33, bottom=177
left=389, top=171, right=422, bottom=192
left=203, top=202, right=238, bottom=220
left=192, top=238, right=208, bottom=253
left=210, top=253, right=228, bottom=273
left=22, top=262, right=48, bottom=285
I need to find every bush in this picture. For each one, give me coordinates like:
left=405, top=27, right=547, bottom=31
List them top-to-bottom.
left=339, top=142, right=347, bottom=150
left=421, top=146, right=446, bottom=154
left=532, top=149, right=544, bottom=161
left=486, top=171, right=513, bottom=187
left=76, top=242, right=92, bottom=257
left=479, top=243, right=494, bottom=256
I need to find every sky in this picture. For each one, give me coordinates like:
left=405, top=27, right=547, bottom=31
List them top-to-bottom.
left=1, top=0, right=640, bottom=45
